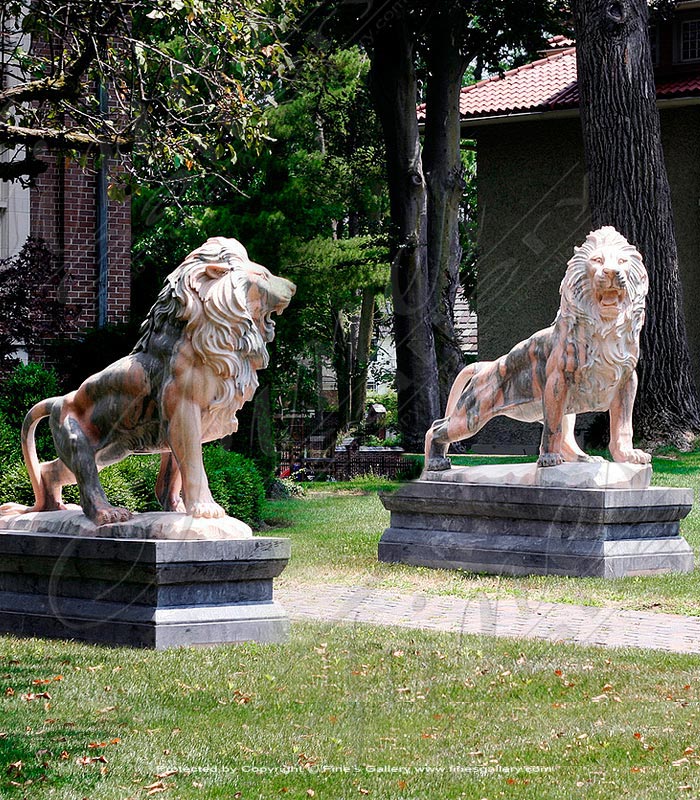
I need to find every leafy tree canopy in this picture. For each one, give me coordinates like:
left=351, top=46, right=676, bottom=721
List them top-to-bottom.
left=0, top=0, right=296, bottom=184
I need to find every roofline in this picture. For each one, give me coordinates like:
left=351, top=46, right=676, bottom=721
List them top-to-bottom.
left=458, top=95, right=700, bottom=132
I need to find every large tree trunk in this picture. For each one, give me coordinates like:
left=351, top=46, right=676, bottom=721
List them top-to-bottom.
left=572, top=0, right=700, bottom=444
left=422, top=7, right=468, bottom=412
left=370, top=17, right=440, bottom=451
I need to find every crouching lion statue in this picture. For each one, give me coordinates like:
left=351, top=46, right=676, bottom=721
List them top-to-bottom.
left=425, top=226, right=651, bottom=471
left=5, top=237, right=295, bottom=526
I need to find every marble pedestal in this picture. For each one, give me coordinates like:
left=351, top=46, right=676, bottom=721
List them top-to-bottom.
left=378, top=467, right=694, bottom=578
left=0, top=529, right=291, bottom=649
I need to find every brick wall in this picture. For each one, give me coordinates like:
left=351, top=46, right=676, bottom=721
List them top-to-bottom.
left=31, top=154, right=131, bottom=329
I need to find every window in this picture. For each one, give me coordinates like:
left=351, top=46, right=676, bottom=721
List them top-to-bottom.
left=681, top=19, right=700, bottom=62
left=649, top=25, right=659, bottom=65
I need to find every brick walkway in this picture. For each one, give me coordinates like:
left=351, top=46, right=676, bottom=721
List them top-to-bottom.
left=276, top=584, right=700, bottom=655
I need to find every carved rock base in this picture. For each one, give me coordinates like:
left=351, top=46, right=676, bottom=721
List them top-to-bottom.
left=422, top=462, right=651, bottom=490
left=379, top=478, right=694, bottom=578
left=0, top=508, right=252, bottom=540
left=0, top=530, right=290, bottom=649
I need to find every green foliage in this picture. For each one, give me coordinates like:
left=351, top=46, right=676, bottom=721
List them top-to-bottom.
left=1, top=0, right=294, bottom=185
left=131, top=46, right=390, bottom=418
left=0, top=362, right=60, bottom=462
left=0, top=411, right=21, bottom=464
left=202, top=444, right=266, bottom=526
left=0, top=448, right=264, bottom=526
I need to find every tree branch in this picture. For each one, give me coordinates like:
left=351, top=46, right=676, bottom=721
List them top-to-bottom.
left=0, top=122, right=133, bottom=150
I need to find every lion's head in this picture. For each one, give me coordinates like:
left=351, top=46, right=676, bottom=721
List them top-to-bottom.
left=558, top=226, right=648, bottom=334
left=133, top=237, right=295, bottom=412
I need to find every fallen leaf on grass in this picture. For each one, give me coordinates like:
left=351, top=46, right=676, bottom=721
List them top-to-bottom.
left=5, top=688, right=14, bottom=697
left=22, top=692, right=51, bottom=702
left=591, top=694, right=608, bottom=703
left=76, top=755, right=108, bottom=766
left=673, top=758, right=690, bottom=767
left=6, top=760, right=22, bottom=775
left=157, top=770, right=179, bottom=779
left=143, top=779, right=166, bottom=794
left=306, top=790, right=315, bottom=798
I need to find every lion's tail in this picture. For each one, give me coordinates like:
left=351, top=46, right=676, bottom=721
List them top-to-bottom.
left=21, top=397, right=59, bottom=511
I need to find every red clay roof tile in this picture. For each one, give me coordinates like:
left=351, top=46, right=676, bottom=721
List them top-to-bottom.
left=416, top=46, right=700, bottom=122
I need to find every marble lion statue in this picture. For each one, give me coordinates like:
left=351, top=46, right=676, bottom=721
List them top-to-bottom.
left=425, top=226, right=651, bottom=471
left=5, top=237, right=295, bottom=526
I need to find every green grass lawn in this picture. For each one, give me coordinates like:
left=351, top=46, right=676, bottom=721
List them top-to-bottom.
left=268, top=451, right=700, bottom=616
left=2, top=622, right=700, bottom=800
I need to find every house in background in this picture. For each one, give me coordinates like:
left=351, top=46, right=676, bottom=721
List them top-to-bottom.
left=458, top=7, right=700, bottom=450
left=0, top=17, right=131, bottom=357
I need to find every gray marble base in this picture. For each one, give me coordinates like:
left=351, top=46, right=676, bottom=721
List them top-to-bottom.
left=379, top=480, right=694, bottom=578
left=0, top=531, right=290, bottom=648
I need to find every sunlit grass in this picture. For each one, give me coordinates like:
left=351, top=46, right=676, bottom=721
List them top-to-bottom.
left=269, top=452, right=700, bottom=616
left=2, top=623, right=700, bottom=800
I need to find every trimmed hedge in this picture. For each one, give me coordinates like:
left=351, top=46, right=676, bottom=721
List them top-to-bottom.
left=0, top=446, right=265, bottom=527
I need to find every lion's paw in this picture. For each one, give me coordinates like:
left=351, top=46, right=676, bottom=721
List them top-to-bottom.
left=612, top=448, right=651, bottom=465
left=537, top=452, right=564, bottom=468
left=426, top=456, right=452, bottom=472
left=188, top=501, right=227, bottom=519
left=93, top=506, right=133, bottom=526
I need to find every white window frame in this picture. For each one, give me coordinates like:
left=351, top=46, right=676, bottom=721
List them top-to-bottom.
left=677, top=18, right=700, bottom=63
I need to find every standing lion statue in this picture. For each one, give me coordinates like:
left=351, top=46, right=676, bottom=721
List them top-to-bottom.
left=425, top=226, right=651, bottom=471
left=5, top=237, right=295, bottom=526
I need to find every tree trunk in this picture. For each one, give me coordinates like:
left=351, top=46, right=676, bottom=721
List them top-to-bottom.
left=572, top=0, right=700, bottom=444
left=423, top=10, right=468, bottom=411
left=370, top=16, right=440, bottom=451
left=350, top=287, right=375, bottom=425
left=332, top=307, right=351, bottom=429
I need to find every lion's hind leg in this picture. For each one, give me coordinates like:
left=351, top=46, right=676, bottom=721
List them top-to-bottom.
left=425, top=363, right=494, bottom=471
left=52, top=413, right=131, bottom=526
left=559, top=414, right=605, bottom=463
left=156, top=453, right=186, bottom=512
left=31, top=459, right=77, bottom=512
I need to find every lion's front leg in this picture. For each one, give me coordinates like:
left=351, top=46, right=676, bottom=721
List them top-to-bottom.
left=538, top=352, right=569, bottom=468
left=609, top=372, right=651, bottom=464
left=164, top=388, right=226, bottom=519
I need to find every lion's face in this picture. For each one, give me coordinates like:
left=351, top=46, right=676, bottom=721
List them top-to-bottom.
left=561, top=226, right=648, bottom=327
left=585, top=244, right=635, bottom=320
left=237, top=260, right=296, bottom=343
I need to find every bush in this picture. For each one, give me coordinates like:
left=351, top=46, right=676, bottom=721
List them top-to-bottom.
left=0, top=362, right=60, bottom=462
left=0, top=410, right=20, bottom=465
left=0, top=444, right=265, bottom=527
left=202, top=444, right=265, bottom=526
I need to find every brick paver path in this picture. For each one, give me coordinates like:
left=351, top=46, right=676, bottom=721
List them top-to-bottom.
left=276, top=584, right=700, bottom=654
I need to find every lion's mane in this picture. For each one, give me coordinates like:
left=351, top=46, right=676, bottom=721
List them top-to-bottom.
left=555, top=226, right=648, bottom=393
left=132, top=238, right=271, bottom=421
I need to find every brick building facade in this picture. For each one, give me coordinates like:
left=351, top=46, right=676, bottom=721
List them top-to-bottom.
left=29, top=154, right=131, bottom=330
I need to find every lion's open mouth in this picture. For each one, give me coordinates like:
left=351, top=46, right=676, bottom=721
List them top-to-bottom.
left=597, top=288, right=625, bottom=314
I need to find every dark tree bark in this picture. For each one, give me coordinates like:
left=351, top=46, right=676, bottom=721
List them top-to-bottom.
left=572, top=0, right=700, bottom=444
left=423, top=7, right=469, bottom=410
left=370, top=17, right=440, bottom=451
left=350, top=287, right=376, bottom=425
left=332, top=308, right=351, bottom=429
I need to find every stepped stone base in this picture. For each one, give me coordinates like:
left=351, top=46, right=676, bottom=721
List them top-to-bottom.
left=379, top=477, right=694, bottom=578
left=0, top=530, right=290, bottom=648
